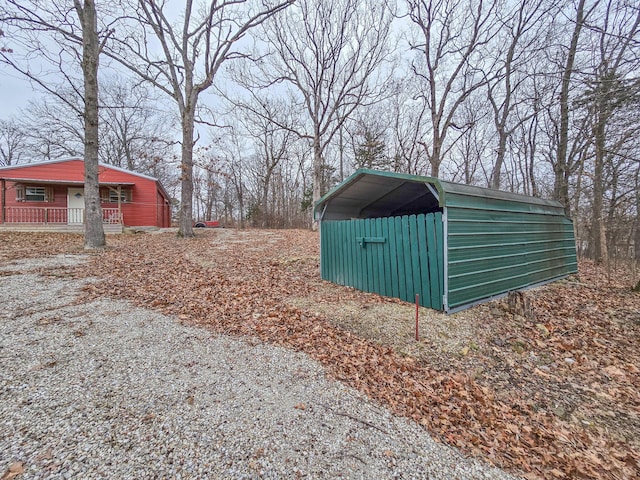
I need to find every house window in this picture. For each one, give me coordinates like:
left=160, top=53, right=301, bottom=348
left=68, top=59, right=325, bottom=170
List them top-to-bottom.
left=16, top=185, right=54, bottom=202
left=26, top=187, right=46, bottom=201
left=101, top=188, right=132, bottom=203
left=110, top=190, right=130, bottom=203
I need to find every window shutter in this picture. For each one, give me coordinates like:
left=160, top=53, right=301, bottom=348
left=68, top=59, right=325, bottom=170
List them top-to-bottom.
left=15, top=185, right=24, bottom=202
left=46, top=186, right=55, bottom=202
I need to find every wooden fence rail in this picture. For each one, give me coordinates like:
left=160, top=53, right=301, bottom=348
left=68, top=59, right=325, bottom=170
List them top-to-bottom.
left=4, top=207, right=121, bottom=225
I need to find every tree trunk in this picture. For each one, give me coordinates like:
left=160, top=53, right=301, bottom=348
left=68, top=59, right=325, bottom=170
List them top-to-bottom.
left=77, top=0, right=105, bottom=249
left=554, top=0, right=586, bottom=217
left=489, top=38, right=515, bottom=191
left=590, top=105, right=606, bottom=263
left=178, top=106, right=195, bottom=238
left=528, top=119, right=538, bottom=197
left=490, top=129, right=507, bottom=189
left=311, top=138, right=323, bottom=229
left=430, top=139, right=441, bottom=178
left=261, top=159, right=275, bottom=228
left=606, top=165, right=618, bottom=257
left=635, top=166, right=640, bottom=266
left=237, top=176, right=245, bottom=229
left=261, top=182, right=269, bottom=228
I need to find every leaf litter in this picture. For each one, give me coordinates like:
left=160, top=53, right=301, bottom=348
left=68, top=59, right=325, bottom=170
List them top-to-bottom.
left=2, top=229, right=638, bottom=480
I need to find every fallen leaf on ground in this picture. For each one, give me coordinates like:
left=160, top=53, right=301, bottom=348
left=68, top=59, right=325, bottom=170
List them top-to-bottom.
left=1, top=462, right=25, bottom=480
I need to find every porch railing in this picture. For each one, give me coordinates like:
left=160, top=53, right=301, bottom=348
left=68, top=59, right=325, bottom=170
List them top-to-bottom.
left=3, top=207, right=122, bottom=225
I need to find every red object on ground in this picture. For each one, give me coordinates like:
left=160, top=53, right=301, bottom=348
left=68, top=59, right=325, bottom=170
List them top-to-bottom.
left=193, top=220, right=221, bottom=228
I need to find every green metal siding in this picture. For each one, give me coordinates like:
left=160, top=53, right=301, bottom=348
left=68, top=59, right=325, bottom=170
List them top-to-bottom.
left=446, top=195, right=578, bottom=311
left=321, top=213, right=444, bottom=309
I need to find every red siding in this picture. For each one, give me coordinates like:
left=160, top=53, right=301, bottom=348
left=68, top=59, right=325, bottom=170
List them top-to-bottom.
left=0, top=159, right=170, bottom=228
left=0, top=159, right=87, bottom=182
left=2, top=183, right=68, bottom=209
left=156, top=190, right=171, bottom=228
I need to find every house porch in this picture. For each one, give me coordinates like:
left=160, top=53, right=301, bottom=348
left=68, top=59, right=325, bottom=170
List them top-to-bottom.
left=0, top=206, right=124, bottom=234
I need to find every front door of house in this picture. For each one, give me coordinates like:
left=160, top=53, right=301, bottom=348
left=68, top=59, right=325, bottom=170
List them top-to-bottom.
left=67, top=187, right=85, bottom=225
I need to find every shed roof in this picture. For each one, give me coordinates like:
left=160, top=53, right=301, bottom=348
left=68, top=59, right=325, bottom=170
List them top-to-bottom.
left=315, top=169, right=564, bottom=221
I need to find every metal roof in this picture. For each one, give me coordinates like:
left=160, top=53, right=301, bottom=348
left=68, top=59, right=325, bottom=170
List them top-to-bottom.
left=0, top=157, right=161, bottom=183
left=0, top=158, right=171, bottom=201
left=315, top=169, right=565, bottom=220
left=4, top=178, right=135, bottom=187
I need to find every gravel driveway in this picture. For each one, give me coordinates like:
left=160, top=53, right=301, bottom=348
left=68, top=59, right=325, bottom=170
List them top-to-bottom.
left=0, top=254, right=519, bottom=479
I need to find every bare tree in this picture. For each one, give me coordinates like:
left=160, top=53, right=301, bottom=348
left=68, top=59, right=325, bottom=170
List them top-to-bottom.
left=1, top=0, right=111, bottom=248
left=106, top=0, right=292, bottom=237
left=248, top=0, right=393, bottom=216
left=407, top=0, right=500, bottom=178
left=486, top=0, right=550, bottom=189
left=553, top=0, right=600, bottom=215
left=582, top=1, right=640, bottom=262
left=99, top=77, right=177, bottom=175
left=9, top=78, right=178, bottom=189
left=388, top=78, right=429, bottom=174
left=222, top=89, right=312, bottom=227
left=19, top=93, right=86, bottom=161
left=447, top=96, right=492, bottom=185
left=240, top=98, right=296, bottom=227
left=511, top=101, right=542, bottom=197
left=0, top=119, right=26, bottom=166
left=218, top=125, right=249, bottom=228
left=192, top=147, right=222, bottom=223
left=635, top=162, right=640, bottom=267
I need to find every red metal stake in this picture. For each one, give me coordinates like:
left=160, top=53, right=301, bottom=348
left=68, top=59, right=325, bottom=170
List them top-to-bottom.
left=415, top=294, right=419, bottom=341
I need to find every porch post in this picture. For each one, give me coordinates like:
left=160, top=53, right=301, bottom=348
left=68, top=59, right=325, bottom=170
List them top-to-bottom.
left=117, top=185, right=122, bottom=224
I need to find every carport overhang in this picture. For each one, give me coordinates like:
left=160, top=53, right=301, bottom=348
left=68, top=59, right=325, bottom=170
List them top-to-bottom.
left=314, top=169, right=444, bottom=221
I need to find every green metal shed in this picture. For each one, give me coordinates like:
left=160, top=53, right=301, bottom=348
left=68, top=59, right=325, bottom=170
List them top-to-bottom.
left=314, top=169, right=578, bottom=313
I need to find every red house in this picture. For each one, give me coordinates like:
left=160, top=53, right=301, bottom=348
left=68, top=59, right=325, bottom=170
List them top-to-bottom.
left=0, top=158, right=172, bottom=232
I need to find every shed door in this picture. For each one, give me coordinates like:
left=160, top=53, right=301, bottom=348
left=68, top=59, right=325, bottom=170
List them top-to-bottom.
left=67, top=187, right=85, bottom=225
left=321, top=213, right=444, bottom=310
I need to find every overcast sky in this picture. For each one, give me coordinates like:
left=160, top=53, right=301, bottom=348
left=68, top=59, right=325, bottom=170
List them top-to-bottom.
left=0, top=69, right=41, bottom=117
